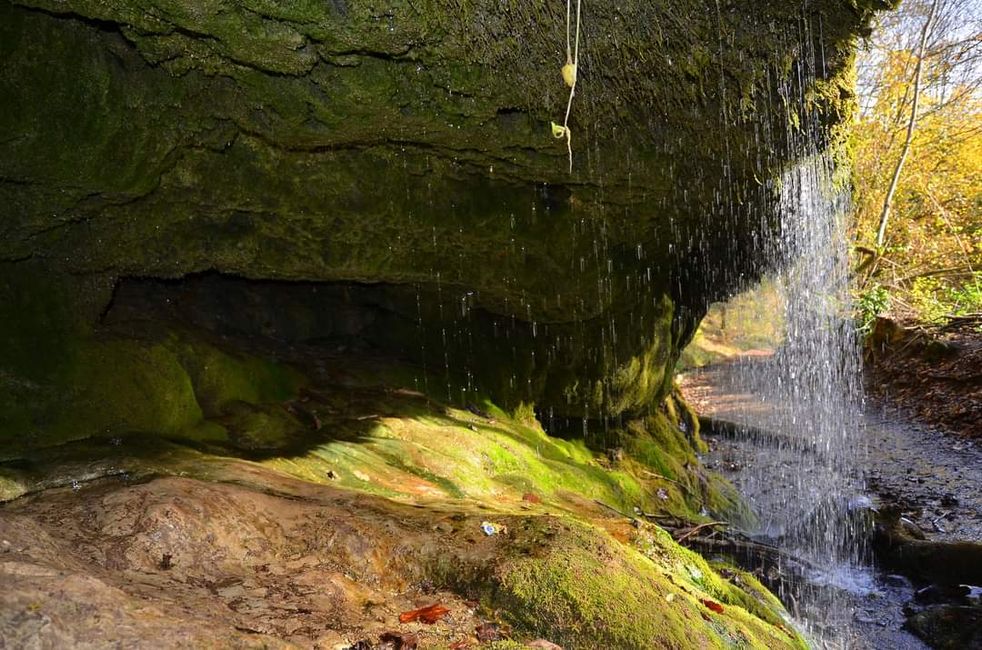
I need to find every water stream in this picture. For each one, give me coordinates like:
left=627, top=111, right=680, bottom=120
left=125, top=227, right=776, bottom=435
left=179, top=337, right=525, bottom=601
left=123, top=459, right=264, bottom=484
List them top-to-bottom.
left=717, top=156, right=868, bottom=647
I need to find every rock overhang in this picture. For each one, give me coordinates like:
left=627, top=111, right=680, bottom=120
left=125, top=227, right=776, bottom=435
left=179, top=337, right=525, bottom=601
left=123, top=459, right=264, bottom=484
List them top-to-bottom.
left=0, top=0, right=894, bottom=422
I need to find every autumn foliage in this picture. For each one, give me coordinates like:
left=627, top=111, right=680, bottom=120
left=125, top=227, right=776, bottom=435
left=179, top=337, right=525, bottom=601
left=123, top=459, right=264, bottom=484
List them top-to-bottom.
left=851, top=0, right=981, bottom=326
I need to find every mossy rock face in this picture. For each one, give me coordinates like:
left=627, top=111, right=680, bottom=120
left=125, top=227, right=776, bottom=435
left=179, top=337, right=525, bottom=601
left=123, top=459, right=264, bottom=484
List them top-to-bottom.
left=0, top=0, right=889, bottom=421
left=1, top=0, right=889, bottom=300
left=0, top=467, right=805, bottom=648
left=433, top=517, right=806, bottom=649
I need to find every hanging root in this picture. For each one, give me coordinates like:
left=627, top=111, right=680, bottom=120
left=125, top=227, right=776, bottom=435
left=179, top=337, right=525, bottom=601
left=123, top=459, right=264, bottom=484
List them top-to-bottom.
left=553, top=0, right=581, bottom=173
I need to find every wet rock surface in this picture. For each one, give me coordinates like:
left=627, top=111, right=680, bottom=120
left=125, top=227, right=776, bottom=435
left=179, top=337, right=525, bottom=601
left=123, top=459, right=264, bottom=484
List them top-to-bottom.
left=0, top=326, right=802, bottom=648
left=0, top=473, right=491, bottom=649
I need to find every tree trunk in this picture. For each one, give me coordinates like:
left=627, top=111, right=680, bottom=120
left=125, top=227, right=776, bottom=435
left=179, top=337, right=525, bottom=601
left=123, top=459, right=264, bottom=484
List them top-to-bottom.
left=875, top=0, right=940, bottom=249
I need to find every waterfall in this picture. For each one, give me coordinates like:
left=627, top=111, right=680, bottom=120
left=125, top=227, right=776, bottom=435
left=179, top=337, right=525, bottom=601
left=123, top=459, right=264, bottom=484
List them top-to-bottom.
left=719, top=154, right=870, bottom=647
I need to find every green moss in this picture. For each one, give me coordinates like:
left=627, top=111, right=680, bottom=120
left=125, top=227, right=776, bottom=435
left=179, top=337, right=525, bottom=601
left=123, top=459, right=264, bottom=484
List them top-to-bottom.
left=1, top=0, right=882, bottom=423
left=171, top=336, right=304, bottom=416
left=73, top=340, right=203, bottom=435
left=453, top=517, right=806, bottom=650
left=487, top=642, right=532, bottom=650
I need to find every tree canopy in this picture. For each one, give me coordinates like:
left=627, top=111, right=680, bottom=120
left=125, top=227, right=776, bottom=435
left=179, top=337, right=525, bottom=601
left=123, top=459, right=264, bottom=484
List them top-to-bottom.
left=852, top=0, right=981, bottom=326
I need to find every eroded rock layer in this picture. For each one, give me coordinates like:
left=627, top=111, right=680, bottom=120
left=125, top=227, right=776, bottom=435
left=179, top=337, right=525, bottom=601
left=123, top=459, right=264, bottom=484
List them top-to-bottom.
left=0, top=0, right=887, bottom=438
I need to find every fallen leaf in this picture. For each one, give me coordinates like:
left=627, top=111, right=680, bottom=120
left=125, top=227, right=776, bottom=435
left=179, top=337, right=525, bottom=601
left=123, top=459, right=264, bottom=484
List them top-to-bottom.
left=522, top=492, right=542, bottom=504
left=701, top=599, right=725, bottom=614
left=398, top=603, right=450, bottom=624
left=379, top=631, right=418, bottom=649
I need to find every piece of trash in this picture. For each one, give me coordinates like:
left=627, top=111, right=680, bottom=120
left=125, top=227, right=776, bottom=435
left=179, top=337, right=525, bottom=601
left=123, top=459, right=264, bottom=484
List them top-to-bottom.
left=656, top=488, right=669, bottom=501
left=522, top=492, right=542, bottom=504
left=481, top=521, right=506, bottom=536
left=701, top=599, right=724, bottom=614
left=398, top=603, right=450, bottom=625
left=475, top=622, right=503, bottom=642
left=379, top=631, right=418, bottom=649
left=527, top=640, right=563, bottom=650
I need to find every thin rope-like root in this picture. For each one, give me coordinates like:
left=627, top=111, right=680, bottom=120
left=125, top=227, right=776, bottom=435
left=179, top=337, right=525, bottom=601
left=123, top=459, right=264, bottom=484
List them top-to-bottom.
left=559, top=0, right=582, bottom=173
left=566, top=0, right=572, bottom=64
left=566, top=128, right=573, bottom=173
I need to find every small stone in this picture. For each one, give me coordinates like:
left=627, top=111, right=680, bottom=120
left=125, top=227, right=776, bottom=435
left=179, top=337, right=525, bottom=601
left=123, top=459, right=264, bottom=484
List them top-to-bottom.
left=433, top=521, right=453, bottom=533
left=883, top=574, right=911, bottom=589
left=854, top=611, right=876, bottom=624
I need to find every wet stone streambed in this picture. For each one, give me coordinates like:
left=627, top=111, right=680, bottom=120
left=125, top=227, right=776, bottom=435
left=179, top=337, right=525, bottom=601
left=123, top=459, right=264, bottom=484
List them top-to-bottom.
left=681, top=359, right=982, bottom=649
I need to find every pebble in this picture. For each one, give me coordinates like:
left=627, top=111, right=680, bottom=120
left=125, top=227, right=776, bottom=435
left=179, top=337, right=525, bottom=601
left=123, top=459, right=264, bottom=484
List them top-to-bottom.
left=883, top=574, right=911, bottom=589
left=854, top=611, right=876, bottom=624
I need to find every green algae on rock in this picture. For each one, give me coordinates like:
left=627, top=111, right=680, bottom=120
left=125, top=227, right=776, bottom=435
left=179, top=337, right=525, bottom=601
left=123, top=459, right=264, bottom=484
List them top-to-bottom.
left=1, top=0, right=893, bottom=423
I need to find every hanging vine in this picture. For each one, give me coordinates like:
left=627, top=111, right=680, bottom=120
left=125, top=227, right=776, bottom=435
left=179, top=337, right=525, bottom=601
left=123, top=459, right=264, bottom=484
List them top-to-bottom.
left=551, top=0, right=582, bottom=173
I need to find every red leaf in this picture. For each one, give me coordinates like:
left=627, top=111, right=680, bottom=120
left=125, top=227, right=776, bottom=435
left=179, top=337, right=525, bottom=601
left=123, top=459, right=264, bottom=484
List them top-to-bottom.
left=701, top=599, right=725, bottom=614
left=398, top=603, right=450, bottom=624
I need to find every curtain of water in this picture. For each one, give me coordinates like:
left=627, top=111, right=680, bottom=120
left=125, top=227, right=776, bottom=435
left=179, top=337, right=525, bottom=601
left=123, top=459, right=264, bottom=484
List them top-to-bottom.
left=726, top=157, right=869, bottom=648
